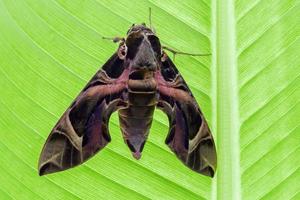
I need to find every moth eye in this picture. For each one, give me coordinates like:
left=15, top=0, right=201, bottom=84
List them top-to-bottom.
left=118, top=44, right=127, bottom=60
left=121, top=49, right=126, bottom=56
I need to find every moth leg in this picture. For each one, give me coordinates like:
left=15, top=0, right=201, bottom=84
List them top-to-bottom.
left=102, top=36, right=125, bottom=43
left=162, top=46, right=211, bottom=61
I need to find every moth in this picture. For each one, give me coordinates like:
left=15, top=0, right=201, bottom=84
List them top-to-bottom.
left=38, top=23, right=217, bottom=177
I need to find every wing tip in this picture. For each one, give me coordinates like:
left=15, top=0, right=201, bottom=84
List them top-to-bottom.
left=38, top=162, right=62, bottom=176
left=199, top=166, right=215, bottom=178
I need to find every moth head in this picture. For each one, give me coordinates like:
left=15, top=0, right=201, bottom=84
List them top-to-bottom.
left=119, top=23, right=162, bottom=71
left=126, top=23, right=153, bottom=35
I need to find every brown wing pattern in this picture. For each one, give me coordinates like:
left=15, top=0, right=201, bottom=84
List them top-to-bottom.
left=38, top=54, right=128, bottom=175
left=157, top=54, right=217, bottom=177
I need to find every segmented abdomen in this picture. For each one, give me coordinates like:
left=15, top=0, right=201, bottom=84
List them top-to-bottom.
left=118, top=77, right=157, bottom=152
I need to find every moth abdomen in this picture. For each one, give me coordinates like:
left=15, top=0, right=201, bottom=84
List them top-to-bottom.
left=118, top=76, right=157, bottom=159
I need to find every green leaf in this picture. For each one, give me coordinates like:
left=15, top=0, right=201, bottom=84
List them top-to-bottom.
left=0, top=0, right=299, bottom=199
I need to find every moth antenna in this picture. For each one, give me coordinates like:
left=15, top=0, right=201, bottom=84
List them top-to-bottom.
left=149, top=7, right=152, bottom=30
left=102, top=36, right=124, bottom=43
left=162, top=46, right=211, bottom=57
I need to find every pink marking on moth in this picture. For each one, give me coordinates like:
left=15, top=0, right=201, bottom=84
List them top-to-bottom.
left=155, top=71, right=193, bottom=103
left=132, top=151, right=141, bottom=160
